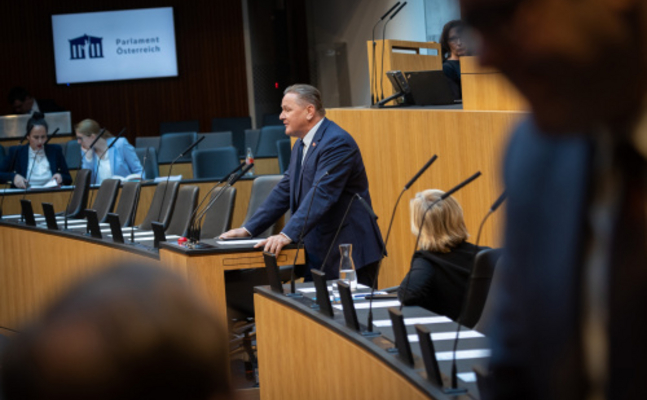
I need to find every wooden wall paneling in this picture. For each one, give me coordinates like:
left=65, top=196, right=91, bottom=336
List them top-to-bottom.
left=460, top=56, right=528, bottom=111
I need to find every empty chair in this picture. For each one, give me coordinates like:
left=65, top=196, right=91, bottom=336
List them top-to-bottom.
left=262, top=113, right=282, bottom=127
left=211, top=116, right=252, bottom=157
left=159, top=120, right=200, bottom=135
left=255, top=126, right=286, bottom=157
left=244, top=129, right=260, bottom=156
left=197, top=131, right=233, bottom=150
left=158, top=132, right=197, bottom=163
left=135, top=136, right=160, bottom=153
left=276, top=139, right=291, bottom=174
left=65, top=140, right=82, bottom=170
left=0, top=144, right=6, bottom=167
left=135, top=147, right=159, bottom=179
left=192, top=147, right=239, bottom=180
left=62, top=169, right=91, bottom=219
left=242, top=175, right=283, bottom=238
left=89, top=179, right=120, bottom=222
left=114, top=181, right=141, bottom=227
left=138, top=181, right=180, bottom=230
left=165, top=185, right=199, bottom=236
left=199, top=187, right=237, bottom=238
left=460, top=248, right=504, bottom=329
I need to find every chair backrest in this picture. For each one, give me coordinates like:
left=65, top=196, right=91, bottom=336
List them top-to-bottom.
left=262, top=113, right=282, bottom=127
left=211, top=116, right=251, bottom=157
left=160, top=120, right=200, bottom=135
left=255, top=126, right=286, bottom=157
left=244, top=129, right=260, bottom=156
left=197, top=131, right=234, bottom=150
left=158, top=132, right=197, bottom=163
left=135, top=136, right=160, bottom=153
left=276, top=139, right=291, bottom=174
left=65, top=140, right=82, bottom=170
left=0, top=144, right=5, bottom=167
left=135, top=147, right=159, bottom=179
left=192, top=147, right=240, bottom=180
left=66, top=169, right=91, bottom=218
left=243, top=175, right=283, bottom=238
left=91, top=178, right=120, bottom=222
left=114, top=181, right=141, bottom=227
left=138, top=181, right=180, bottom=230
left=165, top=185, right=199, bottom=236
left=200, top=186, right=237, bottom=239
left=460, top=248, right=504, bottom=329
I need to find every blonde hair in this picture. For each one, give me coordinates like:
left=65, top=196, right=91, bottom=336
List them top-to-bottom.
left=75, top=118, right=113, bottom=138
left=410, top=189, right=468, bottom=253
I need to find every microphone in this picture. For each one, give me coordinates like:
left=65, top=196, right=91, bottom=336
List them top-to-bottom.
left=380, top=1, right=407, bottom=101
left=371, top=2, right=400, bottom=105
left=43, top=128, right=60, bottom=146
left=63, top=128, right=106, bottom=230
left=89, top=128, right=126, bottom=210
left=106, top=128, right=126, bottom=151
left=157, top=135, right=205, bottom=221
left=141, top=146, right=150, bottom=181
left=289, top=149, right=358, bottom=294
left=365, top=155, right=437, bottom=332
left=399, top=171, right=482, bottom=311
left=447, top=189, right=506, bottom=392
left=355, top=194, right=378, bottom=220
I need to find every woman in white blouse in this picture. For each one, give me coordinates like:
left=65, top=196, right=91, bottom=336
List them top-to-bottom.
left=0, top=112, right=71, bottom=188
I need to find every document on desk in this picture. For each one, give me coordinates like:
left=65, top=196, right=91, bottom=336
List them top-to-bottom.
left=214, top=239, right=265, bottom=246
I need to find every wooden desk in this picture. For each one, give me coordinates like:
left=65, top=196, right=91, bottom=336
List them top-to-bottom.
left=326, top=107, right=524, bottom=287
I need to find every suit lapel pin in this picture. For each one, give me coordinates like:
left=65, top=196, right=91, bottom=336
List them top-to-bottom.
left=312, top=142, right=316, bottom=147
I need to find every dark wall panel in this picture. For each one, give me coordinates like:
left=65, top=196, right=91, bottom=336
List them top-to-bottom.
left=1, top=0, right=248, bottom=141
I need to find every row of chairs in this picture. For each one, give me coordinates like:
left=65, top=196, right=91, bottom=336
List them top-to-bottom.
left=159, top=114, right=282, bottom=136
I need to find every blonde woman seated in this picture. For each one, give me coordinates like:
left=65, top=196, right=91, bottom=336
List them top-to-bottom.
left=76, top=119, right=143, bottom=184
left=398, top=189, right=489, bottom=321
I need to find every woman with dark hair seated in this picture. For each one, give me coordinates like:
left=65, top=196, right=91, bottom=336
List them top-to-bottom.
left=440, top=20, right=470, bottom=100
left=0, top=112, right=72, bottom=189
left=398, top=189, right=489, bottom=321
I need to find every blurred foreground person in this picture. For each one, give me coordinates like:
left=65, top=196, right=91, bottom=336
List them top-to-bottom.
left=1, top=263, right=232, bottom=400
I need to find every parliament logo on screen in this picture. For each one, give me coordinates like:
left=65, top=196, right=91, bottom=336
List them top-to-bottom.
left=68, top=34, right=104, bottom=60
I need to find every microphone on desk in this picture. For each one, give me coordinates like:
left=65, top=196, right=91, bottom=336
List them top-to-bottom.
left=371, top=1, right=400, bottom=105
left=380, top=1, right=407, bottom=101
left=43, top=128, right=60, bottom=146
left=62, top=128, right=106, bottom=230
left=156, top=135, right=205, bottom=222
left=141, top=146, right=150, bottom=181
left=289, top=148, right=358, bottom=294
left=365, top=154, right=438, bottom=331
left=187, top=163, right=253, bottom=245
left=446, top=189, right=506, bottom=393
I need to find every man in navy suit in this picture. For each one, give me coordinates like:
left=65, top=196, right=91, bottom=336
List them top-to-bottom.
left=459, top=0, right=647, bottom=398
left=221, top=84, right=384, bottom=283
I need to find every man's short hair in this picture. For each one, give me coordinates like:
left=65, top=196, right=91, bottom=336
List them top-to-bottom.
left=284, top=84, right=326, bottom=117
left=7, top=86, right=30, bottom=104
left=0, top=263, right=232, bottom=400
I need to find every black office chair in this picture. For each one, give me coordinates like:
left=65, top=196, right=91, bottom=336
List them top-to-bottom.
left=211, top=116, right=252, bottom=157
left=159, top=120, right=200, bottom=135
left=255, top=126, right=286, bottom=158
left=158, top=132, right=197, bottom=163
left=197, top=132, right=234, bottom=150
left=135, top=136, right=160, bottom=153
left=276, top=139, right=291, bottom=174
left=64, top=140, right=82, bottom=170
left=0, top=144, right=5, bottom=167
left=135, top=147, right=159, bottom=179
left=192, top=147, right=240, bottom=180
left=59, top=169, right=91, bottom=219
left=242, top=175, right=283, bottom=238
left=89, top=179, right=120, bottom=223
left=114, top=181, right=141, bottom=227
left=137, top=181, right=180, bottom=230
left=165, top=185, right=199, bottom=237
left=199, top=187, right=237, bottom=239
left=460, top=248, right=504, bottom=329
left=474, top=255, right=506, bottom=335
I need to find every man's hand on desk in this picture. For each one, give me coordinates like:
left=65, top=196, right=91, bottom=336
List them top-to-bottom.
left=219, top=228, right=251, bottom=239
left=255, top=234, right=291, bottom=256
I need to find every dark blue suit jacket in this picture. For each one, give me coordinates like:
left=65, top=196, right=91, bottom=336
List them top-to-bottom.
left=245, top=118, right=384, bottom=277
left=0, top=144, right=72, bottom=187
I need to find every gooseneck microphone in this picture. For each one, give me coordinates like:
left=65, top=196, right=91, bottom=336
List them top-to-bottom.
left=380, top=1, right=407, bottom=101
left=371, top=2, right=400, bottom=105
left=43, top=128, right=60, bottom=146
left=63, top=128, right=106, bottom=230
left=89, top=128, right=126, bottom=210
left=156, top=135, right=205, bottom=222
left=289, top=149, right=358, bottom=293
left=365, top=154, right=437, bottom=331
left=399, top=171, right=482, bottom=312
left=447, top=189, right=506, bottom=392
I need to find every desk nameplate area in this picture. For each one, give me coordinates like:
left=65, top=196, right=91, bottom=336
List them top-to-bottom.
left=255, top=283, right=490, bottom=399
